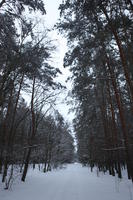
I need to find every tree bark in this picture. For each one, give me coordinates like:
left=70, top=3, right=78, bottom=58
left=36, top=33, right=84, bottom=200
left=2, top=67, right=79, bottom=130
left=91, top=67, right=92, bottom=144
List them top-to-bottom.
left=101, top=6, right=133, bottom=103
left=106, top=55, right=133, bottom=180
left=8, top=73, right=24, bottom=149
left=21, top=76, right=36, bottom=182
left=106, top=76, right=122, bottom=178
left=21, top=148, right=31, bottom=182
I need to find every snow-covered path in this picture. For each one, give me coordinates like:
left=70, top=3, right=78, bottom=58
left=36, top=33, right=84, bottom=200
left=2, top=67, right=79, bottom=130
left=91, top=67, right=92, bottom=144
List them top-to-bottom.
left=0, top=163, right=133, bottom=200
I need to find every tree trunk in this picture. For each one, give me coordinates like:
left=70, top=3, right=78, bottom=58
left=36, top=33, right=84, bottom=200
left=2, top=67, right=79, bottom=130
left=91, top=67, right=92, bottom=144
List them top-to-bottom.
left=101, top=6, right=133, bottom=103
left=106, top=55, right=133, bottom=180
left=8, top=73, right=24, bottom=147
left=21, top=76, right=36, bottom=182
left=106, top=77, right=122, bottom=178
left=2, top=85, right=14, bottom=182
left=21, top=148, right=31, bottom=182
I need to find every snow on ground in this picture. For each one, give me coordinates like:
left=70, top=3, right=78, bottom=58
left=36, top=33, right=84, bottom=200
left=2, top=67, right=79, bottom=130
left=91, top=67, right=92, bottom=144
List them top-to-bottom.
left=0, top=163, right=133, bottom=200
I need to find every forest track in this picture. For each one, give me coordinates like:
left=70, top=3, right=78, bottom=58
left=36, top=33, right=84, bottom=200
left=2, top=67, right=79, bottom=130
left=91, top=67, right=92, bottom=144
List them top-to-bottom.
left=0, top=163, right=132, bottom=200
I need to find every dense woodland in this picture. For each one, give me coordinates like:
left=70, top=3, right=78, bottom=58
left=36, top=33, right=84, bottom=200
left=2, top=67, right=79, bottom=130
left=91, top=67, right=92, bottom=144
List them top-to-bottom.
left=0, top=0, right=74, bottom=189
left=0, top=0, right=133, bottom=191
left=58, top=0, right=133, bottom=181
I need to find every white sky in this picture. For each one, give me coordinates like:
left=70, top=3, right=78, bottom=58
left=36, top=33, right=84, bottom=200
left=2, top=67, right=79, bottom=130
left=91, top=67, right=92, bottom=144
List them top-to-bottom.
left=43, top=0, right=75, bottom=124
left=44, top=0, right=62, bottom=26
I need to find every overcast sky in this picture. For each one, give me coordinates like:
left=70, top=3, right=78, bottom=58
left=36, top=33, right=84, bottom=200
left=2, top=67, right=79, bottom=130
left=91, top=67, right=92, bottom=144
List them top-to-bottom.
left=44, top=0, right=75, bottom=124
left=44, top=0, right=62, bottom=26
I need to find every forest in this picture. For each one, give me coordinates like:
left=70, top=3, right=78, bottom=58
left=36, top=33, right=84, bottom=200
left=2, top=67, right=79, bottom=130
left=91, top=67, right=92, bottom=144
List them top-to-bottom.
left=0, top=0, right=133, bottom=193
left=0, top=0, right=74, bottom=189
left=58, top=0, right=133, bottom=181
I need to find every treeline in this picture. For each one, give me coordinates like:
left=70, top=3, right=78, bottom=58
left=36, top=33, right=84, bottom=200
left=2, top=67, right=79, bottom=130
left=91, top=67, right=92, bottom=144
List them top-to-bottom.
left=0, top=0, right=74, bottom=189
left=58, top=0, right=133, bottom=180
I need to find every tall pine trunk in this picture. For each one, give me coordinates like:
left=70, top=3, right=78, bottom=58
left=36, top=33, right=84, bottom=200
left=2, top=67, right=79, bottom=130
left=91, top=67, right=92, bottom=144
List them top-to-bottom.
left=101, top=6, right=133, bottom=103
left=106, top=55, right=133, bottom=180
left=21, top=76, right=36, bottom=182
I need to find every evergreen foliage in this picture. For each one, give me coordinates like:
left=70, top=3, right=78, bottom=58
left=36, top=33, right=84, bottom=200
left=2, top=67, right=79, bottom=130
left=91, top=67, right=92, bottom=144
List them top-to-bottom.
left=58, top=0, right=133, bottom=180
